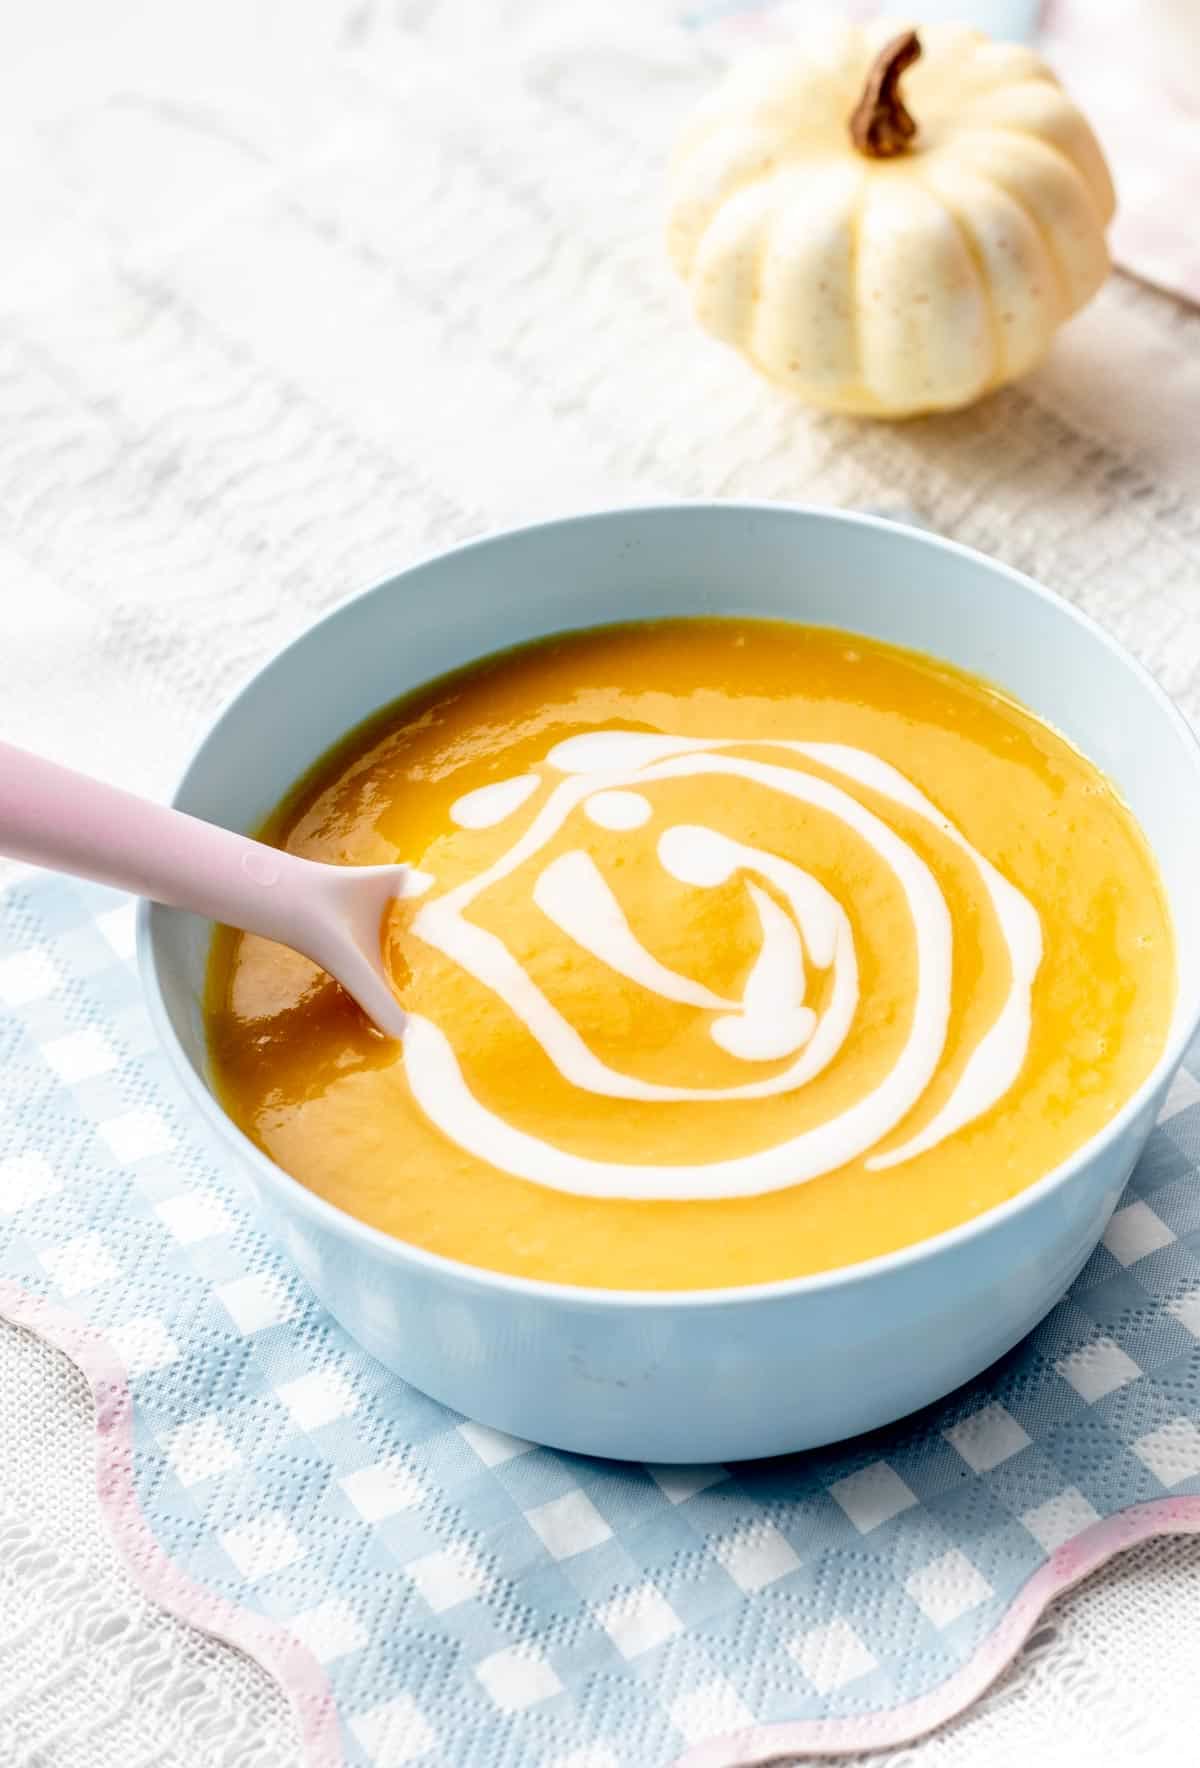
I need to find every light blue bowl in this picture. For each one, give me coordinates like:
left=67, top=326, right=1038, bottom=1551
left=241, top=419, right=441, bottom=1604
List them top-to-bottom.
left=139, top=504, right=1200, bottom=1462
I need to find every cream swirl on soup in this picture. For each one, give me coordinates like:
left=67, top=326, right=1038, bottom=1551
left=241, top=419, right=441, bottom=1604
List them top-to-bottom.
left=209, top=619, right=1172, bottom=1291
left=399, top=730, right=1043, bottom=1201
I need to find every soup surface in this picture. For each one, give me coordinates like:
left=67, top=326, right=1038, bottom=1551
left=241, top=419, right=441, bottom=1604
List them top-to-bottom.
left=207, top=619, right=1175, bottom=1289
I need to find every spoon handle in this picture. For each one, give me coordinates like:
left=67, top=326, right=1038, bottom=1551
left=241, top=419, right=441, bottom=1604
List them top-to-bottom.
left=0, top=739, right=316, bottom=947
left=0, top=740, right=411, bottom=1036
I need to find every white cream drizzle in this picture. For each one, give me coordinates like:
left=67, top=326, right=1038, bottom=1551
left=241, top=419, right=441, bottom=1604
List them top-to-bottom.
left=398, top=731, right=1043, bottom=1200
left=794, top=744, right=1043, bottom=1169
left=450, top=773, right=540, bottom=828
left=584, top=790, right=652, bottom=830
left=533, top=850, right=732, bottom=1012
left=712, top=882, right=815, bottom=1061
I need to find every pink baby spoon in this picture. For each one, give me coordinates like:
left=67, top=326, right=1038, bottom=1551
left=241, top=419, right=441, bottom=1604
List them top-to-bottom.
left=0, top=741, right=418, bottom=1037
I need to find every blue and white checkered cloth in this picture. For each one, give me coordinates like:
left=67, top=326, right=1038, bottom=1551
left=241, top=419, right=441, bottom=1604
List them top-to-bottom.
left=3, top=872, right=1200, bottom=1766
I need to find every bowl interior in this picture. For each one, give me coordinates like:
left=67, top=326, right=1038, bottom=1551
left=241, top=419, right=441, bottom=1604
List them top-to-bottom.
left=148, top=504, right=1200, bottom=1122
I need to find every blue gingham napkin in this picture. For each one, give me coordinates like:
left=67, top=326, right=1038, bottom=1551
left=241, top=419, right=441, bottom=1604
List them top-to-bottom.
left=3, top=871, right=1200, bottom=1767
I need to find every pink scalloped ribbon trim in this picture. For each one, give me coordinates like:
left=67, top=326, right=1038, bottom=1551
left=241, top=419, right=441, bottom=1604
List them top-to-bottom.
left=5, top=1278, right=1199, bottom=1768
left=0, top=1281, right=344, bottom=1768
left=674, top=1496, right=1200, bottom=1764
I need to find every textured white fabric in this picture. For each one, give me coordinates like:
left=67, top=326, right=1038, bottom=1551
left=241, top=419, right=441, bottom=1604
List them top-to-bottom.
left=1, top=1, right=1199, bottom=1762
left=0, top=1318, right=297, bottom=1765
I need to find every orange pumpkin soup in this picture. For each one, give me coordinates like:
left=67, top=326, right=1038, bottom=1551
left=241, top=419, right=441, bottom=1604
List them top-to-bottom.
left=206, top=619, right=1174, bottom=1289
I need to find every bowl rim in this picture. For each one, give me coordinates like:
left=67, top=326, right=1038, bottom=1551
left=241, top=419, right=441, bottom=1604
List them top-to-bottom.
left=138, top=500, right=1200, bottom=1311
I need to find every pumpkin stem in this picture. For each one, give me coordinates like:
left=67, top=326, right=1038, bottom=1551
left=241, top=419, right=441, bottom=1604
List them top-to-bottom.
left=849, top=30, right=922, bottom=159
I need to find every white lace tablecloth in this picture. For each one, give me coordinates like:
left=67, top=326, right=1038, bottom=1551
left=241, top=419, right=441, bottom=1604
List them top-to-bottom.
left=2, top=2, right=1199, bottom=1761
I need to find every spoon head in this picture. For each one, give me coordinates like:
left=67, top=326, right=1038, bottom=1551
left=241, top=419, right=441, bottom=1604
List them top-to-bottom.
left=301, top=861, right=431, bottom=1039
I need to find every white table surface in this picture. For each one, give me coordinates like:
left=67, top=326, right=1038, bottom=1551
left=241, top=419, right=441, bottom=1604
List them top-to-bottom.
left=2, top=2, right=1200, bottom=1762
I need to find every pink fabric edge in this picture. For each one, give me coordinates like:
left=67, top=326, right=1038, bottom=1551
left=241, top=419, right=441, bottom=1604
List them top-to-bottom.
left=0, top=1280, right=345, bottom=1768
left=673, top=1494, right=1200, bottom=1765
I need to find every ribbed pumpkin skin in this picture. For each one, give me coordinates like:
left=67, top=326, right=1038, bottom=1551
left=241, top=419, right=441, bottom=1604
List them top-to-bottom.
left=667, top=21, right=1115, bottom=416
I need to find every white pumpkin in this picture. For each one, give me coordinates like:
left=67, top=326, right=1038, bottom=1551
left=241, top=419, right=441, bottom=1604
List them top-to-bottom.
left=667, top=20, right=1115, bottom=416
